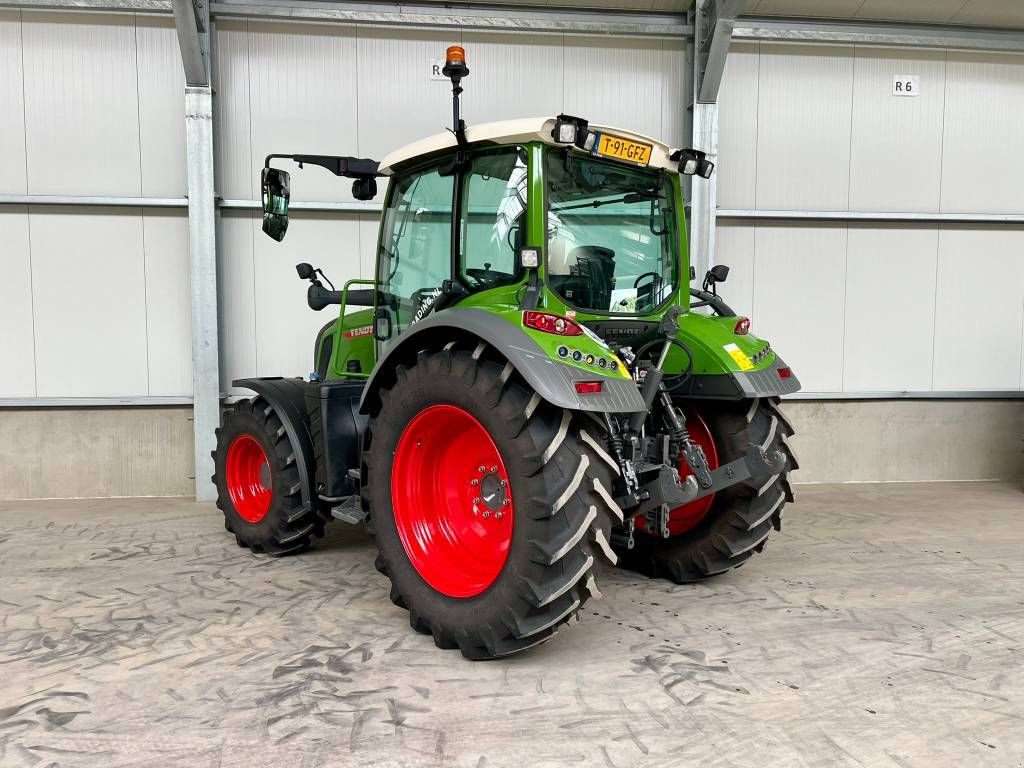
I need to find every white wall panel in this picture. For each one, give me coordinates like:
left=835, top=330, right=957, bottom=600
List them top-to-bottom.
left=0, top=11, right=27, bottom=195
left=21, top=12, right=142, bottom=196
left=136, top=17, right=186, bottom=198
left=215, top=20, right=255, bottom=200
left=248, top=22, right=359, bottom=203
left=356, top=27, right=461, bottom=163
left=462, top=31, right=563, bottom=126
left=563, top=36, right=670, bottom=141
left=660, top=39, right=687, bottom=148
left=716, top=43, right=759, bottom=210
left=755, top=44, right=854, bottom=210
left=849, top=48, right=946, bottom=212
left=940, top=52, right=1024, bottom=214
left=0, top=207, right=36, bottom=397
left=30, top=208, right=148, bottom=397
left=143, top=211, right=191, bottom=396
left=219, top=211, right=257, bottom=395
left=252, top=214, right=363, bottom=378
left=357, top=214, right=380, bottom=277
left=713, top=221, right=754, bottom=318
left=752, top=223, right=847, bottom=392
left=843, top=226, right=938, bottom=391
left=933, top=226, right=1024, bottom=390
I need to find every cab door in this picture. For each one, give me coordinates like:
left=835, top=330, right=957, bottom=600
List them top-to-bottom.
left=375, top=162, right=455, bottom=345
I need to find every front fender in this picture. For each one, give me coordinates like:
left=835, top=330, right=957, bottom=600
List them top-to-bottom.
left=359, top=308, right=646, bottom=415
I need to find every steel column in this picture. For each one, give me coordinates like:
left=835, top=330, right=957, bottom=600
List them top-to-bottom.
left=185, top=87, right=219, bottom=501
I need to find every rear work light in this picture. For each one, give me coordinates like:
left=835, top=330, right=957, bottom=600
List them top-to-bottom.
left=523, top=311, right=583, bottom=336
left=734, top=316, right=750, bottom=335
left=574, top=381, right=603, bottom=395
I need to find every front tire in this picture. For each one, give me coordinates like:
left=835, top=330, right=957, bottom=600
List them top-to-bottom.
left=365, top=348, right=621, bottom=659
left=617, top=396, right=797, bottom=583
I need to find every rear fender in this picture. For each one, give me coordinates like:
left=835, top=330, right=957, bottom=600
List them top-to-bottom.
left=359, top=308, right=647, bottom=416
left=232, top=377, right=317, bottom=512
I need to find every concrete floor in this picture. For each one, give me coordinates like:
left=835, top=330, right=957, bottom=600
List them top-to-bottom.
left=1, top=484, right=1022, bottom=768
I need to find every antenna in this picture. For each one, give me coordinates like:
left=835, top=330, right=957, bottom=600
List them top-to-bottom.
left=442, top=46, right=470, bottom=146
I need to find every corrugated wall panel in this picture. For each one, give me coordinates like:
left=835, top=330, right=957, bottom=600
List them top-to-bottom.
left=0, top=11, right=27, bottom=195
left=21, top=12, right=142, bottom=196
left=136, top=17, right=186, bottom=198
left=215, top=20, right=255, bottom=200
left=247, top=22, right=359, bottom=203
left=356, top=27, right=461, bottom=163
left=462, top=31, right=564, bottom=125
left=562, top=36, right=670, bottom=141
left=660, top=39, right=687, bottom=148
left=716, top=42, right=759, bottom=210
left=754, top=43, right=854, bottom=210
left=849, top=47, right=946, bottom=212
left=940, top=52, right=1024, bottom=214
left=0, top=207, right=36, bottom=398
left=30, top=207, right=149, bottom=397
left=143, top=210, right=191, bottom=396
left=219, top=210, right=258, bottom=396
left=252, top=214, right=363, bottom=379
left=356, top=214, right=380, bottom=276
left=713, top=221, right=755, bottom=317
left=752, top=223, right=847, bottom=392
left=843, top=225, right=938, bottom=391
left=933, top=226, right=1024, bottom=390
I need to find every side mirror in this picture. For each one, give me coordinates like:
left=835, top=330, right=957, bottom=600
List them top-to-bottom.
left=674, top=148, right=715, bottom=179
left=261, top=166, right=290, bottom=242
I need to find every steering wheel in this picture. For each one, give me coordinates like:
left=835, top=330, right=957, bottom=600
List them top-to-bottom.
left=465, top=263, right=507, bottom=287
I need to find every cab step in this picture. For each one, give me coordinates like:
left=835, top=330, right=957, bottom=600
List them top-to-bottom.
left=330, top=495, right=367, bottom=525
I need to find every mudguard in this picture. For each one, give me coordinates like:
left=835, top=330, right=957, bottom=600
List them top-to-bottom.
left=359, top=308, right=647, bottom=416
left=233, top=377, right=317, bottom=513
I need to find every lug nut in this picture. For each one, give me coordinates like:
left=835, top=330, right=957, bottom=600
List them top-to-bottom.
left=478, top=465, right=486, bottom=473
left=490, top=466, right=497, bottom=473
left=471, top=479, right=479, bottom=486
left=499, top=479, right=507, bottom=487
left=473, top=497, right=480, bottom=504
left=482, top=511, right=491, bottom=519
left=495, top=511, right=504, bottom=520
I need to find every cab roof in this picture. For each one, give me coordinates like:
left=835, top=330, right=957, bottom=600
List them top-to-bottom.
left=377, top=116, right=678, bottom=176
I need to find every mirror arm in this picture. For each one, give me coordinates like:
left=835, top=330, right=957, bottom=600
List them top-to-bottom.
left=264, top=153, right=380, bottom=180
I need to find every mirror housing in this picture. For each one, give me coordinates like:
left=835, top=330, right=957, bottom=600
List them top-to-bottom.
left=261, top=167, right=290, bottom=241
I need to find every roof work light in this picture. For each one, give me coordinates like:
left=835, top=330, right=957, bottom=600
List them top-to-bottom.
left=552, top=114, right=593, bottom=150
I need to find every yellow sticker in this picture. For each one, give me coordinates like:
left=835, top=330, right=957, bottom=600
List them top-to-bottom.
left=724, top=343, right=755, bottom=371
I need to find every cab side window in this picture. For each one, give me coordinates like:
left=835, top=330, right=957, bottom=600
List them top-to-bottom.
left=459, top=147, right=527, bottom=291
left=377, top=165, right=454, bottom=336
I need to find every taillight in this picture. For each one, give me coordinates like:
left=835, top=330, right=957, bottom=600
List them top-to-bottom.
left=523, top=311, right=583, bottom=336
left=734, top=316, right=750, bottom=335
left=778, top=367, right=792, bottom=379
left=574, top=381, right=603, bottom=394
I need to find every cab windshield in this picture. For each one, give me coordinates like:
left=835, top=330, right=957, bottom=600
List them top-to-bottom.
left=545, top=150, right=678, bottom=315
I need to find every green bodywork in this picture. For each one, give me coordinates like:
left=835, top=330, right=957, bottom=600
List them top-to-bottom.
left=313, top=140, right=776, bottom=387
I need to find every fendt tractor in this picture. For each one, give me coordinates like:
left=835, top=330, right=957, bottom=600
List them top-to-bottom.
left=213, top=47, right=800, bottom=659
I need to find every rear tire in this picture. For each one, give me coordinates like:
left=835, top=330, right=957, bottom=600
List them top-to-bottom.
left=365, top=348, right=621, bottom=659
left=213, top=396, right=324, bottom=555
left=616, top=397, right=797, bottom=583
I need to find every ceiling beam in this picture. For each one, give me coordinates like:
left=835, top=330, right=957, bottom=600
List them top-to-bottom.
left=173, top=0, right=210, bottom=86
left=696, top=0, right=747, bottom=103
left=733, top=16, right=1024, bottom=54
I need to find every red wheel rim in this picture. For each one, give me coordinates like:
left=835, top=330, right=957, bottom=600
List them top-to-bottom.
left=391, top=404, right=514, bottom=598
left=636, top=409, right=719, bottom=537
left=225, top=434, right=272, bottom=523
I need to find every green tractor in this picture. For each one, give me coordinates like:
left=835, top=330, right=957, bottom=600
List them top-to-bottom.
left=213, top=47, right=799, bottom=659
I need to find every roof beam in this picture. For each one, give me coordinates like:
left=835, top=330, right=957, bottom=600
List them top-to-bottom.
left=173, top=0, right=210, bottom=86
left=696, top=0, right=747, bottom=103
left=733, top=16, right=1024, bottom=54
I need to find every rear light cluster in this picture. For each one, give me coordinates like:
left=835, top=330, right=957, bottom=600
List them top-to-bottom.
left=523, top=311, right=583, bottom=336
left=734, top=316, right=750, bottom=335
left=778, top=367, right=792, bottom=379
left=574, top=381, right=603, bottom=395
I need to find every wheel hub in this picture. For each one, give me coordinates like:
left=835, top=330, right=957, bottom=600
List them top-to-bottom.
left=391, top=404, right=515, bottom=598
left=224, top=434, right=272, bottom=524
